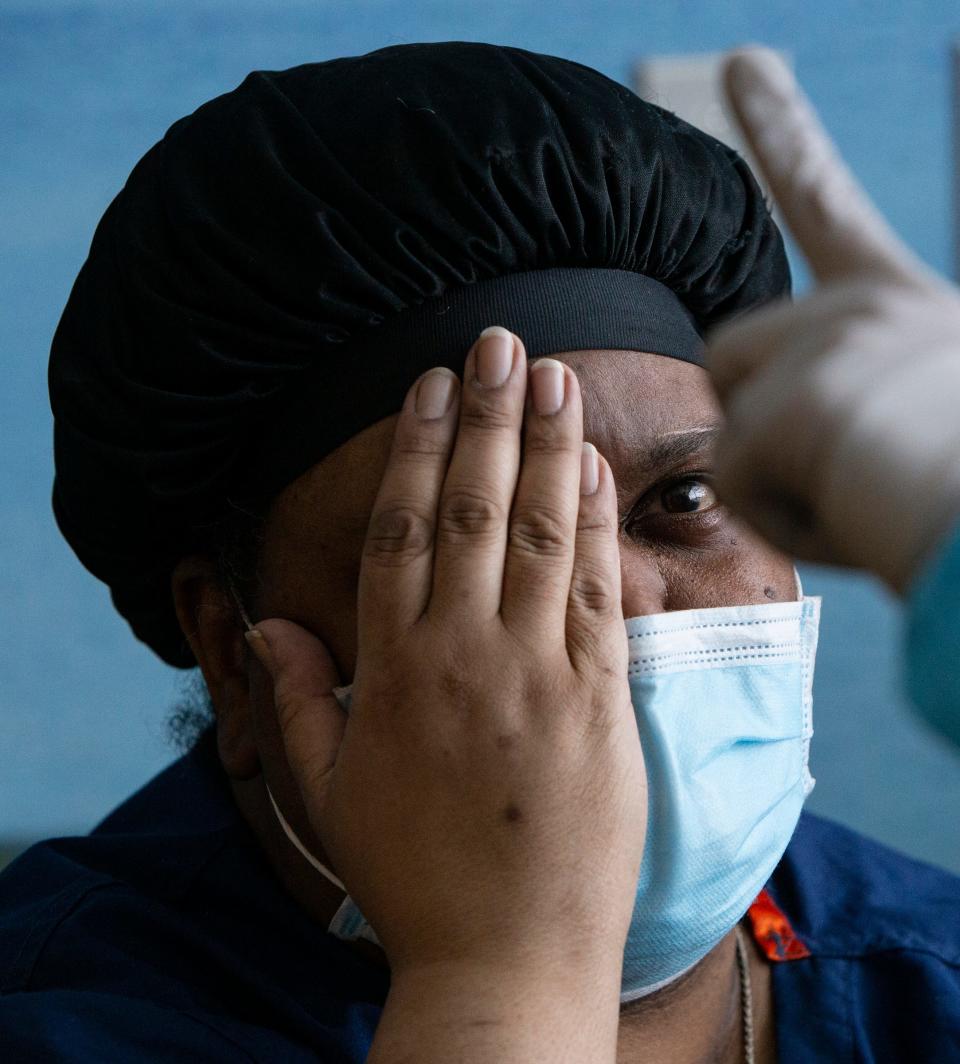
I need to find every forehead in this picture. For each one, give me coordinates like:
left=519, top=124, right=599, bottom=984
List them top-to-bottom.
left=554, top=347, right=719, bottom=457
left=269, top=348, right=719, bottom=533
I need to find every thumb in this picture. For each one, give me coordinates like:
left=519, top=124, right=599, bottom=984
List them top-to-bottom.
left=723, top=46, right=923, bottom=286
left=247, top=618, right=347, bottom=804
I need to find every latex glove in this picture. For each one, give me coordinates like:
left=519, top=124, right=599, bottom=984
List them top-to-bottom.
left=708, top=47, right=960, bottom=594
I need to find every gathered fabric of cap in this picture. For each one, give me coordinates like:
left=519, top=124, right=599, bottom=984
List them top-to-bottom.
left=49, top=41, right=790, bottom=668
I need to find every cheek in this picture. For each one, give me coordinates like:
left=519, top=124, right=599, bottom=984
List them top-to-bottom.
left=620, top=522, right=797, bottom=614
left=255, top=536, right=365, bottom=694
left=263, top=575, right=362, bottom=685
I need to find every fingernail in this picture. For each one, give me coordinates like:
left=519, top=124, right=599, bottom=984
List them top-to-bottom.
left=475, top=326, right=514, bottom=388
left=530, top=358, right=565, bottom=415
left=415, top=367, right=456, bottom=419
left=580, top=442, right=599, bottom=495
left=245, top=628, right=275, bottom=675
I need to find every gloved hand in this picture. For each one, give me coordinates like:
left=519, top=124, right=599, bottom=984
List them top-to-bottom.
left=708, top=47, right=960, bottom=594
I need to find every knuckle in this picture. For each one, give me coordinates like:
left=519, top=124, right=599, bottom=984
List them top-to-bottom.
left=459, top=397, right=517, bottom=434
left=522, top=429, right=577, bottom=458
left=393, top=433, right=452, bottom=463
left=438, top=489, right=506, bottom=539
left=365, top=503, right=434, bottom=564
left=509, top=505, right=569, bottom=557
left=576, top=510, right=616, bottom=537
left=568, top=565, right=616, bottom=615
left=434, top=665, right=483, bottom=713
left=274, top=686, right=313, bottom=737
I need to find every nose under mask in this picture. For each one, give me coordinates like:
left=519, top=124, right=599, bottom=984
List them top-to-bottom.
left=265, top=573, right=820, bottom=1003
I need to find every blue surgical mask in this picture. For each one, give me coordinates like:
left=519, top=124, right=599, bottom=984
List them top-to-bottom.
left=267, top=581, right=820, bottom=1004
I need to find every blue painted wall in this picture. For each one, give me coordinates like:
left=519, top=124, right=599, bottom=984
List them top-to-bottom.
left=3, top=1, right=960, bottom=871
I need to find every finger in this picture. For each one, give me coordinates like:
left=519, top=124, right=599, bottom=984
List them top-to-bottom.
left=723, top=46, right=921, bottom=285
left=708, top=279, right=885, bottom=403
left=706, top=293, right=797, bottom=403
left=429, top=326, right=527, bottom=619
left=501, top=359, right=584, bottom=639
left=712, top=364, right=828, bottom=561
left=356, top=365, right=460, bottom=639
left=714, top=426, right=821, bottom=563
left=565, top=447, right=626, bottom=674
left=715, top=469, right=821, bottom=563
left=251, top=618, right=347, bottom=808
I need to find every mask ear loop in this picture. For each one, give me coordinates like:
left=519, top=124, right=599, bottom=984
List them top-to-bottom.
left=227, top=580, right=347, bottom=893
left=228, top=581, right=256, bottom=633
left=265, top=787, right=347, bottom=892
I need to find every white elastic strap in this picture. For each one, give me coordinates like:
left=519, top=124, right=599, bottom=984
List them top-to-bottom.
left=230, top=583, right=256, bottom=632
left=232, top=587, right=350, bottom=895
left=265, top=784, right=346, bottom=892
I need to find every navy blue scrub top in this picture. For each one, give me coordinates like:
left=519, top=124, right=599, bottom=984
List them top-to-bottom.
left=1, top=729, right=958, bottom=1061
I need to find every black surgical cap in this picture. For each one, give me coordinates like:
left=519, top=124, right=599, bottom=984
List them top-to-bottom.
left=49, top=41, right=790, bottom=668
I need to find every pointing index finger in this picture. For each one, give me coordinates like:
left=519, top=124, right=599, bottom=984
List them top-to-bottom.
left=723, top=46, right=919, bottom=285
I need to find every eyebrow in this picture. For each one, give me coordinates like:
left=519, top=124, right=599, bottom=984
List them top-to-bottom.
left=637, top=424, right=721, bottom=475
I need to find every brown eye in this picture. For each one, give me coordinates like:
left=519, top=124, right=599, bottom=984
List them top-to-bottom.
left=658, top=478, right=717, bottom=514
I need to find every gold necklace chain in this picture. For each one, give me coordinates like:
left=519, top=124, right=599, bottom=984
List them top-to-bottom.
left=735, top=925, right=756, bottom=1064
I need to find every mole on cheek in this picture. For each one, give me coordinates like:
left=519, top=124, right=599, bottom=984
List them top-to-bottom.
left=764, top=585, right=777, bottom=600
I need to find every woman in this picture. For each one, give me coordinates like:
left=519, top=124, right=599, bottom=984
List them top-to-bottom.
left=1, top=42, right=956, bottom=1062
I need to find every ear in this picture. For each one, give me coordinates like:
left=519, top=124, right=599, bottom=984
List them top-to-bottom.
left=171, top=556, right=260, bottom=781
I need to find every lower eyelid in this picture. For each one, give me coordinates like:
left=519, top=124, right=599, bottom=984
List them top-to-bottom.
left=624, top=505, right=726, bottom=537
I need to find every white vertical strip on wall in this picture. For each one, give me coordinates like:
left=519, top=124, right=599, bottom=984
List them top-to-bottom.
left=953, top=41, right=960, bottom=281
left=632, top=50, right=792, bottom=226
